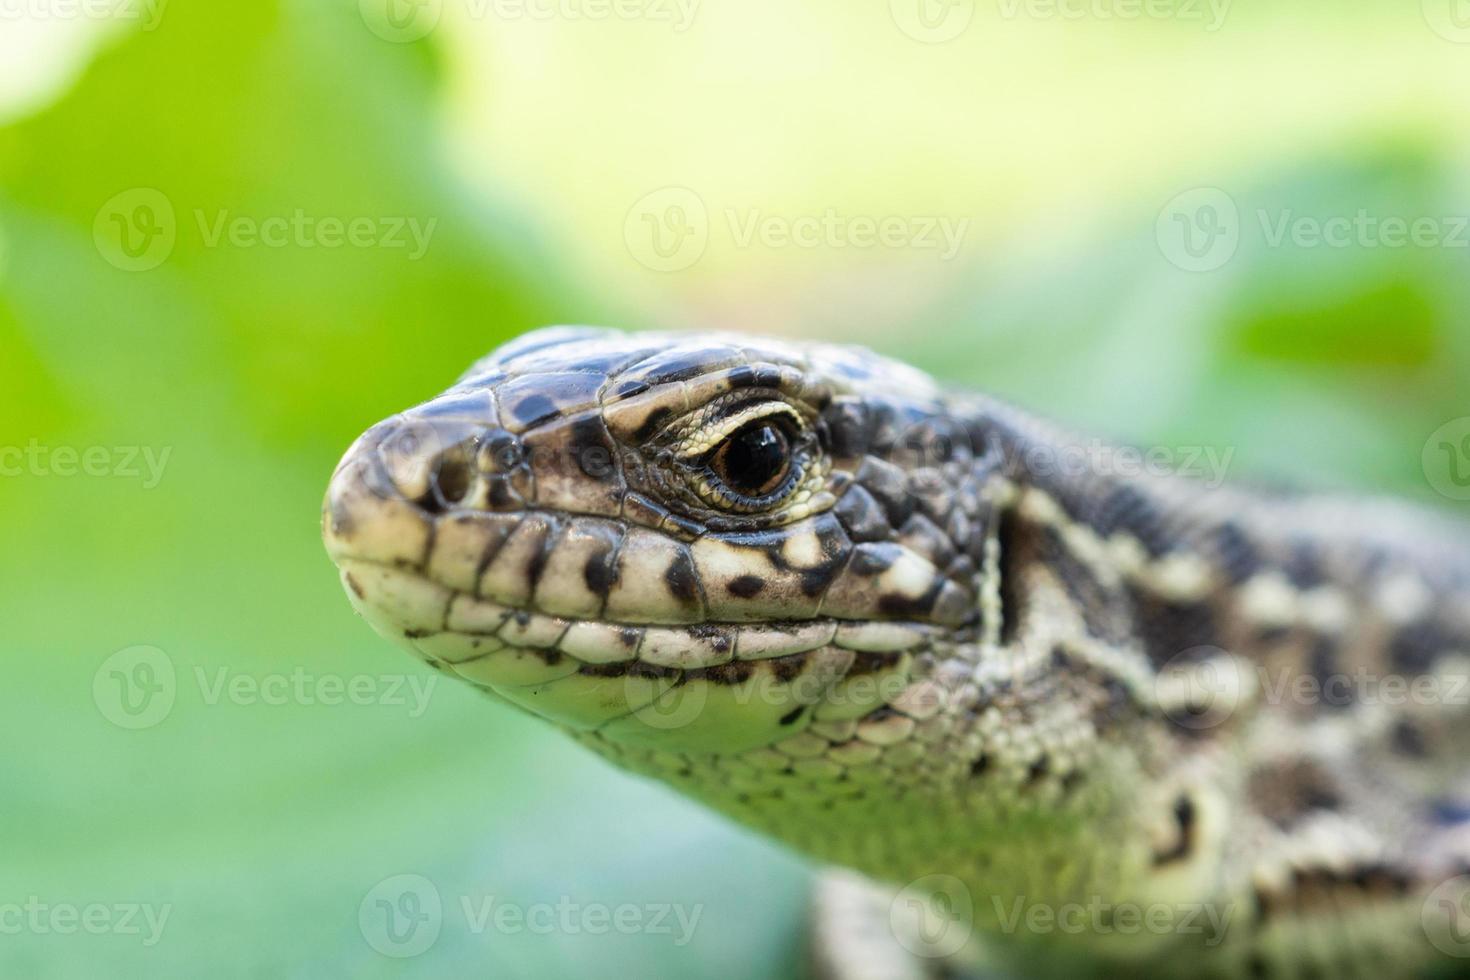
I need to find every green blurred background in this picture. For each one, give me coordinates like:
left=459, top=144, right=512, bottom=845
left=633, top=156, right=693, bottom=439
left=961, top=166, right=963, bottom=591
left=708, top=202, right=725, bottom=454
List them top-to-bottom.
left=2, top=1, right=1468, bottom=976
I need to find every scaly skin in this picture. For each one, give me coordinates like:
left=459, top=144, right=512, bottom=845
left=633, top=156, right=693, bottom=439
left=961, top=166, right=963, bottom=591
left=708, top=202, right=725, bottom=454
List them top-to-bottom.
left=322, top=326, right=1470, bottom=978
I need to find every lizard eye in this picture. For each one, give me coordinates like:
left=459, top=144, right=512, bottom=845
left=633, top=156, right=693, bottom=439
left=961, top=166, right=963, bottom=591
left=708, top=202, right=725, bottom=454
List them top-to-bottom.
left=666, top=398, right=815, bottom=516
left=711, top=421, right=791, bottom=497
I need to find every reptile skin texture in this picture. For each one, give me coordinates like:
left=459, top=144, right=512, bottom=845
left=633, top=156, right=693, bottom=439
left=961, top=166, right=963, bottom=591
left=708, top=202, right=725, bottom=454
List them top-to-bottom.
left=323, top=326, right=1470, bottom=979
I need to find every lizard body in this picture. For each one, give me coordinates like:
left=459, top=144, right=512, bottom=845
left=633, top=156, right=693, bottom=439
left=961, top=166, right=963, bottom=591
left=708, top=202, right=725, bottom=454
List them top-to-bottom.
left=323, top=326, right=1470, bottom=977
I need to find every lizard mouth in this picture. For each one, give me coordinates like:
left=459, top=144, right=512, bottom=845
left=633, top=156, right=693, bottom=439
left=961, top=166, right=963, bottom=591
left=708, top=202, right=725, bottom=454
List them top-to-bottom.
left=334, top=556, right=922, bottom=753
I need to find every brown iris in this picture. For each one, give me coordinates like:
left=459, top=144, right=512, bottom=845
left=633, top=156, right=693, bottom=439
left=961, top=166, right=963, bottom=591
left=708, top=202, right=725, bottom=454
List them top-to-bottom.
left=709, top=421, right=793, bottom=500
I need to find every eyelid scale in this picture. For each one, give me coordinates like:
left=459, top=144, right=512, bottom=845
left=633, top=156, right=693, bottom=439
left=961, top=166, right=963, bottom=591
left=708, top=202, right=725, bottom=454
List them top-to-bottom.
left=673, top=401, right=805, bottom=461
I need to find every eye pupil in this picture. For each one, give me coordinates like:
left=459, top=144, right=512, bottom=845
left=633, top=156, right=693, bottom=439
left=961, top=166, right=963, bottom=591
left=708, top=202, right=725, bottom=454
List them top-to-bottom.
left=714, top=422, right=791, bottom=497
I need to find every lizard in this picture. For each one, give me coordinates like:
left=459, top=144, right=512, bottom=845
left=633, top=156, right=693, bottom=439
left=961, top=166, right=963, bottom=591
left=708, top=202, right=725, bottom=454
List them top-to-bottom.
left=322, top=325, right=1470, bottom=978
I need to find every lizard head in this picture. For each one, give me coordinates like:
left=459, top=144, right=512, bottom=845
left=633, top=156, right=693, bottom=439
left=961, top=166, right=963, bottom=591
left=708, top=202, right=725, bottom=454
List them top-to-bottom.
left=323, top=326, right=999, bottom=754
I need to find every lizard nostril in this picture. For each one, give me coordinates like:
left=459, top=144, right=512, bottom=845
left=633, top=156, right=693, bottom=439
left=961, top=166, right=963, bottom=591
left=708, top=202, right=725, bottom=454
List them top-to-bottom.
left=433, top=454, right=473, bottom=509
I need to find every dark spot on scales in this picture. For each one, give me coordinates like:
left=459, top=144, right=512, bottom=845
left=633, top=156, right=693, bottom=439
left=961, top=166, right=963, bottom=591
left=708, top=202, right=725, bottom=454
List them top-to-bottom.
left=611, top=379, right=651, bottom=399
left=510, top=393, right=561, bottom=428
left=825, top=401, right=871, bottom=460
left=633, top=406, right=675, bottom=443
left=571, top=416, right=618, bottom=481
left=487, top=478, right=520, bottom=510
left=1089, top=483, right=1173, bottom=558
left=833, top=485, right=892, bottom=543
left=995, top=506, right=1027, bottom=648
left=1213, top=520, right=1264, bottom=585
left=525, top=526, right=557, bottom=588
left=1283, top=541, right=1328, bottom=591
left=850, top=544, right=901, bottom=577
left=583, top=546, right=619, bottom=597
left=665, top=550, right=700, bottom=604
left=345, top=573, right=365, bottom=599
left=728, top=575, right=766, bottom=598
left=878, top=582, right=942, bottom=619
left=1390, top=618, right=1460, bottom=674
left=848, top=650, right=903, bottom=676
left=684, top=651, right=804, bottom=687
left=693, top=659, right=758, bottom=685
left=579, top=661, right=631, bottom=678
left=779, top=706, right=805, bottom=726
left=1153, top=796, right=1196, bottom=866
